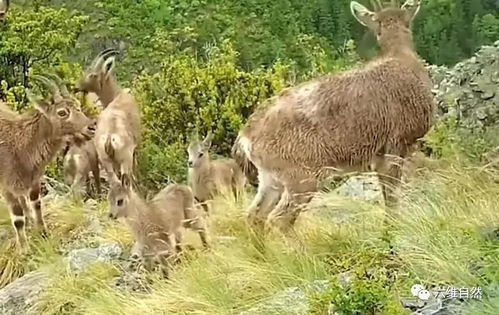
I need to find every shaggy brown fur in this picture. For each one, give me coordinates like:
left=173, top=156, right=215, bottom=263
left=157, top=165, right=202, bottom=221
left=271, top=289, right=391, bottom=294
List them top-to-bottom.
left=232, top=0, right=435, bottom=233
left=75, top=49, right=141, bottom=185
left=0, top=76, right=95, bottom=251
left=188, top=131, right=246, bottom=214
left=63, top=138, right=101, bottom=198
left=108, top=180, right=208, bottom=277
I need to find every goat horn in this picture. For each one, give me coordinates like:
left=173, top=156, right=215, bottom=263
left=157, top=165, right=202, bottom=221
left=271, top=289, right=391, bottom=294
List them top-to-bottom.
left=369, top=0, right=382, bottom=11
left=92, top=48, right=120, bottom=71
left=43, top=73, right=70, bottom=97
left=31, top=75, right=60, bottom=95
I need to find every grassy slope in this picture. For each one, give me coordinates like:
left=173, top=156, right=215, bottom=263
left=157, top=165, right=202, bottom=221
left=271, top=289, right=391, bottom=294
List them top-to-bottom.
left=1, top=161, right=499, bottom=314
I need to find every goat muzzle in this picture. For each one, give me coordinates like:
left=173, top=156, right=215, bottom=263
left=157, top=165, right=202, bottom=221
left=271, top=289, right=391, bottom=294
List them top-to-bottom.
left=87, top=122, right=97, bottom=135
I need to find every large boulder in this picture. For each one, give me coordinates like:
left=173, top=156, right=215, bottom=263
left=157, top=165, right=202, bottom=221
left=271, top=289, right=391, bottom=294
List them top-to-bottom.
left=426, top=40, right=499, bottom=159
left=0, top=270, right=50, bottom=315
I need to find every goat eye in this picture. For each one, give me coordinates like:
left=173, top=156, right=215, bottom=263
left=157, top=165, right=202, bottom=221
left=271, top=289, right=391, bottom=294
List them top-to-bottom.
left=56, top=108, right=69, bottom=117
left=198, top=152, right=204, bottom=157
left=117, top=199, right=124, bottom=206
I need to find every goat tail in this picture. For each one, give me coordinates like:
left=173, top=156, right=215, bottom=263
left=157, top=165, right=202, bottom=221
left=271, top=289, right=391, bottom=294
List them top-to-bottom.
left=231, top=135, right=259, bottom=188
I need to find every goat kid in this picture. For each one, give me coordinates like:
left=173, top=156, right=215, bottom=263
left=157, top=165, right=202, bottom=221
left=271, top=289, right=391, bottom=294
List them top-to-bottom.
left=188, top=131, right=246, bottom=214
left=63, top=137, right=101, bottom=199
left=108, top=178, right=209, bottom=277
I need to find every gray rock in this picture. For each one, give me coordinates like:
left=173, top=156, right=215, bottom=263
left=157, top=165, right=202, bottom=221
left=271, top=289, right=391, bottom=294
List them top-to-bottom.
left=426, top=40, right=499, bottom=158
left=334, top=175, right=383, bottom=202
left=86, top=216, right=103, bottom=235
left=66, top=241, right=122, bottom=272
left=0, top=270, right=49, bottom=315
left=414, top=298, right=444, bottom=314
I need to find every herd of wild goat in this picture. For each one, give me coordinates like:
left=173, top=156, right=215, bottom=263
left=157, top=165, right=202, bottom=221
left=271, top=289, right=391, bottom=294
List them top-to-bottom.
left=0, top=0, right=436, bottom=276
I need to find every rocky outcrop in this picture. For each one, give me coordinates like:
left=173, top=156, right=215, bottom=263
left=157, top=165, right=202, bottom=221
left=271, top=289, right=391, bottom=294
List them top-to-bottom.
left=426, top=40, right=499, bottom=159
left=427, top=41, right=499, bottom=128
left=66, top=241, right=123, bottom=272
left=0, top=270, right=50, bottom=315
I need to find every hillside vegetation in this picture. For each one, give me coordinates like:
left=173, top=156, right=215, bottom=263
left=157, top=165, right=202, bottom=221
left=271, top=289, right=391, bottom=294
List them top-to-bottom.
left=1, top=0, right=499, bottom=314
left=1, top=0, right=498, bottom=187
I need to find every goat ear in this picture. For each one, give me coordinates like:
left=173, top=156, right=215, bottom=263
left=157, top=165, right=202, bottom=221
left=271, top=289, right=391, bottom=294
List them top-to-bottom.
left=401, top=0, right=421, bottom=23
left=350, top=1, right=376, bottom=27
left=102, top=56, right=116, bottom=79
left=33, top=101, right=50, bottom=117
left=202, top=131, right=213, bottom=148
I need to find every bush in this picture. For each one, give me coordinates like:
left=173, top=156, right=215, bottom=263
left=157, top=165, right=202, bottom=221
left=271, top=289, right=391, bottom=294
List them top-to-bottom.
left=132, top=32, right=359, bottom=188
left=132, top=39, right=291, bottom=188
left=309, top=262, right=405, bottom=314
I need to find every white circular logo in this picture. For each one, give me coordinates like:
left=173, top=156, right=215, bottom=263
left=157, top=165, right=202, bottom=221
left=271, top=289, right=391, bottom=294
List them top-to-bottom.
left=411, top=284, right=424, bottom=297
left=418, top=289, right=431, bottom=301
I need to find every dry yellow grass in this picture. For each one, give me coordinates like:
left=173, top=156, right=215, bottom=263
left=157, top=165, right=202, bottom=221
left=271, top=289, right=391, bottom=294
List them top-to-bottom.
left=0, top=161, right=498, bottom=314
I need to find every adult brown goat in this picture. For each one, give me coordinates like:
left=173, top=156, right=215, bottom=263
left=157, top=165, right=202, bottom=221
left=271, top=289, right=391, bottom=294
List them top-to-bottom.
left=232, top=0, right=436, bottom=233
left=75, top=49, right=141, bottom=186
left=0, top=75, right=96, bottom=251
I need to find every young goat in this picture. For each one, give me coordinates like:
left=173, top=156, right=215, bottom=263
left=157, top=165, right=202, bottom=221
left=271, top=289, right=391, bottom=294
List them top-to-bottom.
left=232, top=0, right=436, bottom=233
left=75, top=49, right=141, bottom=185
left=0, top=75, right=96, bottom=251
left=187, top=131, right=246, bottom=214
left=63, top=138, right=101, bottom=199
left=108, top=179, right=209, bottom=276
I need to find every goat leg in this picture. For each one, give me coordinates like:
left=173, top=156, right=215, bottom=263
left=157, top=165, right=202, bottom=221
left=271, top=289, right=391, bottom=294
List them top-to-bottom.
left=91, top=163, right=101, bottom=197
left=29, top=180, right=48, bottom=238
left=2, top=190, right=29, bottom=252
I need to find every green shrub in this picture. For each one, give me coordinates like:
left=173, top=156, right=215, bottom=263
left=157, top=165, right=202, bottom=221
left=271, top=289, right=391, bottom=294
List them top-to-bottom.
left=132, top=33, right=359, bottom=188
left=133, top=39, right=291, bottom=187
left=309, top=267, right=405, bottom=315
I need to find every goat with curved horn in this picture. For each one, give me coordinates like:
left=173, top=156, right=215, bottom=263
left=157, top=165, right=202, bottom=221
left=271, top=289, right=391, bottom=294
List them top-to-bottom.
left=74, top=48, right=141, bottom=196
left=1, top=71, right=96, bottom=253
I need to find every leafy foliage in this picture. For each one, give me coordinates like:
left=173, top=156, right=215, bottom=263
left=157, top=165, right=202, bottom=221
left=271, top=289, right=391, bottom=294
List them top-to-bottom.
left=1, top=0, right=498, bottom=184
left=0, top=5, right=88, bottom=107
